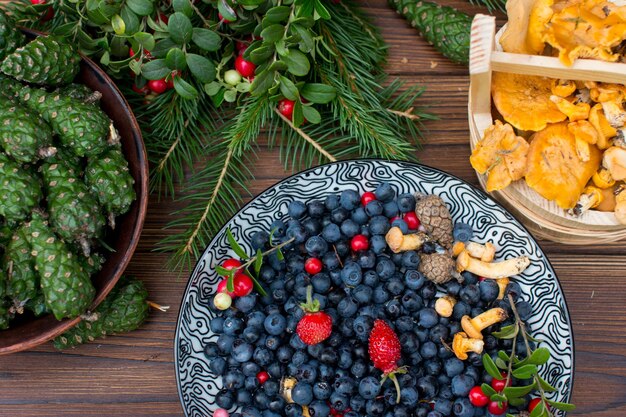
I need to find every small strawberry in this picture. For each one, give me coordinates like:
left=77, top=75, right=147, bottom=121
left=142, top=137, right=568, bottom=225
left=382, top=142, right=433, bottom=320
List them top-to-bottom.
left=296, top=286, right=333, bottom=345
left=368, top=319, right=407, bottom=403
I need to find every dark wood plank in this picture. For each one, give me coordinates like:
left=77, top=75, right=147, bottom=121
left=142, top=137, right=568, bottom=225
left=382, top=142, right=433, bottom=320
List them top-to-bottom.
left=2, top=1, right=626, bottom=416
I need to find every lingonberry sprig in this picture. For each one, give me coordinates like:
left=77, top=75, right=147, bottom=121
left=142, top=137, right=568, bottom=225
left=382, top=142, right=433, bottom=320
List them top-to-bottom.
left=480, top=294, right=575, bottom=417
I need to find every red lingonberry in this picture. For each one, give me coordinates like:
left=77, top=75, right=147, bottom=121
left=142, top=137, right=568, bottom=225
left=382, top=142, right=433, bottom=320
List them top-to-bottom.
left=30, top=0, right=54, bottom=21
left=218, top=12, right=232, bottom=23
left=157, top=13, right=169, bottom=24
left=235, top=55, right=256, bottom=78
left=148, top=79, right=168, bottom=94
left=132, top=83, right=150, bottom=95
left=278, top=99, right=295, bottom=120
left=360, top=191, right=376, bottom=206
left=403, top=212, right=420, bottom=230
left=351, top=235, right=369, bottom=252
left=221, top=258, right=242, bottom=273
left=305, top=258, right=323, bottom=275
left=233, top=274, right=253, bottom=297
left=217, top=279, right=236, bottom=297
left=256, top=371, right=269, bottom=384
left=491, top=373, right=510, bottom=392
left=468, top=386, right=490, bottom=407
left=528, top=398, right=549, bottom=412
left=487, top=401, right=508, bottom=415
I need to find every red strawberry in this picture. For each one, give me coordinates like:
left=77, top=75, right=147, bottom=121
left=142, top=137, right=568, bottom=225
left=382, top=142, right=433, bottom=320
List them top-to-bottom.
left=296, top=286, right=333, bottom=345
left=368, top=319, right=407, bottom=403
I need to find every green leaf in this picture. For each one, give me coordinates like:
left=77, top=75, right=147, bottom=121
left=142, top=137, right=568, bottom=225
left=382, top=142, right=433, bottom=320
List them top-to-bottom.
left=126, top=0, right=153, bottom=16
left=172, top=0, right=193, bottom=17
left=218, top=0, right=237, bottom=21
left=314, top=0, right=331, bottom=20
left=265, top=5, right=291, bottom=23
left=121, top=8, right=140, bottom=34
left=168, top=12, right=193, bottom=44
left=111, top=14, right=126, bottom=35
left=261, top=24, right=285, bottom=43
left=292, top=24, right=314, bottom=53
left=192, top=28, right=221, bottom=51
left=133, top=32, right=155, bottom=51
left=152, top=38, right=178, bottom=58
left=250, top=46, right=275, bottom=64
left=166, top=48, right=187, bottom=71
left=282, top=49, right=310, bottom=76
left=100, top=51, right=110, bottom=66
left=186, top=54, right=216, bottom=83
left=129, top=59, right=141, bottom=75
left=141, top=59, right=171, bottom=80
left=269, top=61, right=288, bottom=72
left=250, top=70, right=276, bottom=96
left=173, top=76, right=199, bottom=99
left=279, top=76, right=299, bottom=101
left=205, top=81, right=222, bottom=96
left=236, top=82, right=251, bottom=93
left=301, top=83, right=336, bottom=104
left=212, top=88, right=226, bottom=107
left=224, top=89, right=237, bottom=103
left=293, top=99, right=304, bottom=127
left=301, top=105, right=321, bottom=124
left=226, top=229, right=249, bottom=260
left=276, top=248, right=284, bottom=261
left=254, top=249, right=263, bottom=275
left=215, top=265, right=232, bottom=277
left=227, top=272, right=235, bottom=293
left=250, top=275, right=267, bottom=297
left=492, top=323, right=519, bottom=339
left=527, top=348, right=550, bottom=366
left=497, top=351, right=510, bottom=362
left=483, top=354, right=504, bottom=380
left=495, top=357, right=508, bottom=370
left=512, top=364, right=538, bottom=379
left=537, top=376, right=557, bottom=392
left=481, top=383, right=497, bottom=397
left=502, top=384, right=536, bottom=399
left=490, top=393, right=507, bottom=403
left=508, top=398, right=527, bottom=407
left=529, top=400, right=547, bottom=417
left=546, top=400, right=576, bottom=411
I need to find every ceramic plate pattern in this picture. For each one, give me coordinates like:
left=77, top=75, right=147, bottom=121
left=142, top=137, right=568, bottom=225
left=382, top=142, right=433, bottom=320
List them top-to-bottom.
left=175, top=160, right=574, bottom=417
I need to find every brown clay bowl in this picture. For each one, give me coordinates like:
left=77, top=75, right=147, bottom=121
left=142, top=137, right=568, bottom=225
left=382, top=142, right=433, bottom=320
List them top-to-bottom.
left=0, top=30, right=148, bottom=354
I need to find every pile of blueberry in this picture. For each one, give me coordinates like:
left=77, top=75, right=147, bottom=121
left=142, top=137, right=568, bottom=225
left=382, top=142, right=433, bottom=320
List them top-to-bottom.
left=203, top=183, right=534, bottom=417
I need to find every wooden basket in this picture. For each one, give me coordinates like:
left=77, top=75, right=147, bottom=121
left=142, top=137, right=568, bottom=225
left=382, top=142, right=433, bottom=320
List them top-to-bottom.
left=468, top=14, right=626, bottom=245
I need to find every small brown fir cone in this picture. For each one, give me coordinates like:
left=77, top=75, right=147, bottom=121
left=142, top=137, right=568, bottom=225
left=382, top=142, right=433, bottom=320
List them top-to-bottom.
left=414, top=194, right=454, bottom=248
left=419, top=252, right=456, bottom=284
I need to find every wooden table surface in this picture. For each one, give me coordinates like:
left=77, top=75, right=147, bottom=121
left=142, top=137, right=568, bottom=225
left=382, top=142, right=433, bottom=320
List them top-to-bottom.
left=2, top=1, right=626, bottom=416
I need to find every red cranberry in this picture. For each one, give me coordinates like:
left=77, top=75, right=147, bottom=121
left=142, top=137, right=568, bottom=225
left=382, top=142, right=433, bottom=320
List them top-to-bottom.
left=235, top=55, right=256, bottom=78
left=148, top=79, right=168, bottom=94
left=278, top=99, right=295, bottom=120
left=360, top=192, right=376, bottom=206
left=403, top=212, right=420, bottom=230
left=351, top=235, right=369, bottom=252
left=305, top=258, right=323, bottom=274
left=233, top=274, right=254, bottom=297
left=217, top=279, right=236, bottom=297
left=256, top=371, right=269, bottom=384
left=468, top=386, right=490, bottom=407
left=487, top=401, right=508, bottom=415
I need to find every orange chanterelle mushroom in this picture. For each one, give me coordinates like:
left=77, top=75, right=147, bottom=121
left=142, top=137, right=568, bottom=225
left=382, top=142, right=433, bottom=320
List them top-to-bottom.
left=525, top=122, right=602, bottom=209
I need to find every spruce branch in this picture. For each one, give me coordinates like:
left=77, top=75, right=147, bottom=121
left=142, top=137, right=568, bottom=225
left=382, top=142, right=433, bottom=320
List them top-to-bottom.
left=273, top=109, right=338, bottom=162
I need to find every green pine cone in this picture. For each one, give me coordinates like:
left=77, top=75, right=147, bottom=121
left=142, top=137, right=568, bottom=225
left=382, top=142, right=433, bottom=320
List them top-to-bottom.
left=389, top=0, right=471, bottom=65
left=0, top=10, right=26, bottom=62
left=1, top=35, right=80, bottom=86
left=57, top=84, right=102, bottom=104
left=16, top=86, right=113, bottom=157
left=0, top=95, right=56, bottom=163
left=85, top=147, right=136, bottom=226
left=0, top=153, right=42, bottom=223
left=40, top=158, right=105, bottom=253
left=26, top=211, right=95, bottom=320
left=3, top=223, right=38, bottom=310
left=77, top=251, right=105, bottom=276
left=0, top=268, right=10, bottom=329
left=54, top=277, right=149, bottom=349
left=25, top=292, right=49, bottom=316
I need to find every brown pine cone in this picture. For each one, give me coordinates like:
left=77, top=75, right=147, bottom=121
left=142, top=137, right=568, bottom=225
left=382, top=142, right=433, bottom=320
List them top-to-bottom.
left=414, top=194, right=454, bottom=248
left=419, top=253, right=455, bottom=284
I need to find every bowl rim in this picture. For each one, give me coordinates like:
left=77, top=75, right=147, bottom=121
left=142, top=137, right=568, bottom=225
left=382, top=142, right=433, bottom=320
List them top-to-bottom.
left=0, top=30, right=149, bottom=355
left=173, top=158, right=576, bottom=415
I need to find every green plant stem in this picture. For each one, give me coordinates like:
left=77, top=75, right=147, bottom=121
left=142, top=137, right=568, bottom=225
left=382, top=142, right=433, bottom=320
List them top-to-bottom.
left=274, top=109, right=338, bottom=162
left=236, top=236, right=296, bottom=272
left=508, top=294, right=553, bottom=417
left=504, top=324, right=518, bottom=390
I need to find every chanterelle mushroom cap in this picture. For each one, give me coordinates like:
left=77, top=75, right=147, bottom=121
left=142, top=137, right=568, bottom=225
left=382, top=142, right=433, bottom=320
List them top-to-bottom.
left=603, top=146, right=626, bottom=181
left=456, top=250, right=530, bottom=279
left=461, top=308, right=508, bottom=340
left=452, top=332, right=484, bottom=360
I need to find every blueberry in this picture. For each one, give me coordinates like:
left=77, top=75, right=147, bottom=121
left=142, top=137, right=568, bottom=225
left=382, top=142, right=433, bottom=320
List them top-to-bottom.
left=375, top=182, right=395, bottom=202
left=340, top=189, right=360, bottom=211
left=397, top=193, right=416, bottom=212
left=325, top=194, right=340, bottom=210
left=307, top=200, right=325, bottom=218
left=365, top=200, right=384, bottom=217
left=382, top=200, right=399, bottom=218
left=288, top=201, right=307, bottom=219
left=331, top=207, right=350, bottom=224
left=351, top=207, right=369, bottom=225
left=369, top=215, right=391, bottom=235
left=302, top=218, right=322, bottom=235
left=391, top=218, right=409, bottom=233
left=340, top=219, right=359, bottom=237
left=452, top=222, right=473, bottom=243
left=322, top=223, right=342, bottom=243
left=251, top=231, right=270, bottom=250
left=370, top=235, right=387, bottom=254
left=305, top=236, right=328, bottom=257
left=335, top=240, right=350, bottom=257
left=356, top=249, right=376, bottom=269
left=402, top=250, right=421, bottom=268
left=322, top=251, right=341, bottom=271
left=376, top=257, right=395, bottom=280
left=341, top=261, right=363, bottom=286
left=259, top=265, right=276, bottom=282
left=405, top=269, right=426, bottom=290
left=363, top=270, right=379, bottom=287
left=461, top=271, right=479, bottom=285
left=311, top=272, right=331, bottom=293
left=386, top=278, right=405, bottom=296
left=445, top=280, right=462, bottom=297
left=420, top=281, right=437, bottom=300
left=505, top=281, right=523, bottom=302
left=352, top=284, right=373, bottom=305
left=460, top=284, right=481, bottom=305
left=372, top=285, right=390, bottom=304
left=401, top=290, right=424, bottom=311
left=235, top=295, right=257, bottom=312
left=337, top=296, right=359, bottom=318
left=385, top=299, right=402, bottom=318
left=515, top=300, right=532, bottom=321
left=452, top=301, right=471, bottom=321
left=418, top=308, right=439, bottom=328
left=395, top=316, right=415, bottom=333
left=209, top=317, right=225, bottom=333
left=223, top=317, right=244, bottom=335
left=339, top=318, right=355, bottom=338
left=429, top=324, right=449, bottom=343
left=399, top=332, right=419, bottom=353
left=217, top=334, right=235, bottom=354
left=290, top=334, right=307, bottom=350
left=264, top=335, right=280, bottom=350
left=420, top=341, right=438, bottom=359
left=203, top=342, right=219, bottom=358
left=276, top=345, right=294, bottom=363
left=253, top=346, right=273, bottom=366
left=320, top=347, right=338, bottom=364
left=209, top=357, right=227, bottom=374
left=444, top=357, right=465, bottom=377
left=350, top=360, right=368, bottom=378
left=241, top=361, right=260, bottom=377
left=297, top=363, right=318, bottom=383
left=318, top=364, right=335, bottom=381
left=465, top=364, right=481, bottom=382
left=224, top=369, right=245, bottom=388
left=451, top=374, right=475, bottom=397
left=417, top=375, right=438, bottom=398
left=245, top=376, right=260, bottom=391
left=334, top=376, right=356, bottom=396
left=358, top=376, right=381, bottom=399
left=263, top=380, right=280, bottom=397
left=215, top=389, right=235, bottom=409
left=237, top=390, right=253, bottom=405
left=330, top=392, right=349, bottom=412
left=349, top=395, right=366, bottom=413
left=268, top=397, right=285, bottom=413
left=453, top=397, right=474, bottom=417
left=434, top=398, right=453, bottom=416
left=366, top=399, right=386, bottom=414
left=309, top=400, right=331, bottom=417
left=284, top=404, right=303, bottom=417
left=261, top=411, right=280, bottom=417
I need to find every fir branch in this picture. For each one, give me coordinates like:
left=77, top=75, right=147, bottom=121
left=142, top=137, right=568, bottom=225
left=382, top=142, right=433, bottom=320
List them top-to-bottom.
left=467, top=0, right=507, bottom=13
left=273, top=109, right=338, bottom=162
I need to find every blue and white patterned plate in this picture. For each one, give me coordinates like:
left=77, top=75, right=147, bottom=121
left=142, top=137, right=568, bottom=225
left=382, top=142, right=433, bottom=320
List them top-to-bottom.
left=175, top=160, right=575, bottom=417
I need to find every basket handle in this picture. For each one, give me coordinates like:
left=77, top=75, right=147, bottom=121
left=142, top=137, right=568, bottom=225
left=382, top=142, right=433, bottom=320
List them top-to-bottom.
left=469, top=14, right=496, bottom=139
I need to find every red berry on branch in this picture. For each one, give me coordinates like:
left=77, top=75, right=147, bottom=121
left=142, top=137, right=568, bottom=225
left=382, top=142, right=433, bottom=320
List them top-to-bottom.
left=30, top=0, right=54, bottom=21
left=218, top=12, right=232, bottom=23
left=158, top=13, right=169, bottom=24
left=235, top=55, right=256, bottom=78
left=148, top=79, right=168, bottom=94
left=132, top=83, right=150, bottom=95
left=278, top=99, right=295, bottom=120
left=360, top=191, right=376, bottom=206
left=403, top=212, right=420, bottom=230
left=351, top=235, right=369, bottom=252
left=221, top=258, right=242, bottom=273
left=305, top=258, right=323, bottom=275
left=233, top=274, right=254, bottom=297
left=217, top=279, right=236, bottom=297
left=256, top=371, right=269, bottom=384
left=491, top=373, right=510, bottom=392
left=468, top=386, right=489, bottom=407
left=528, top=398, right=549, bottom=412
left=487, top=401, right=508, bottom=415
